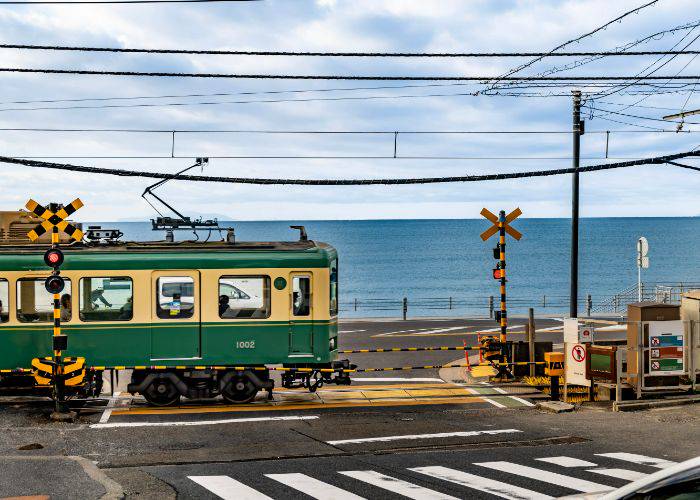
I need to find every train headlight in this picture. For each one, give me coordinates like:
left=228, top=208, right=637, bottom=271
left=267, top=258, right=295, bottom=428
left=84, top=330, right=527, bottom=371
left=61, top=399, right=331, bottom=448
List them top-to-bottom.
left=329, top=337, right=337, bottom=351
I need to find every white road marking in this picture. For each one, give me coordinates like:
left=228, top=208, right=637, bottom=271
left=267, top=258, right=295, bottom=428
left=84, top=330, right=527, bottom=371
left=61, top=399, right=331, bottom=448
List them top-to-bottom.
left=475, top=325, right=524, bottom=334
left=409, top=327, right=472, bottom=335
left=350, top=378, right=445, bottom=382
left=463, top=386, right=506, bottom=408
left=491, top=386, right=535, bottom=407
left=98, top=391, right=121, bottom=424
left=90, top=415, right=318, bottom=429
left=327, top=428, right=521, bottom=445
left=596, top=452, right=677, bottom=469
left=536, top=456, right=597, bottom=467
left=475, top=462, right=612, bottom=493
left=411, top=466, right=553, bottom=500
left=587, top=468, right=648, bottom=481
left=340, top=470, right=458, bottom=500
left=266, top=473, right=364, bottom=500
left=189, top=476, right=272, bottom=500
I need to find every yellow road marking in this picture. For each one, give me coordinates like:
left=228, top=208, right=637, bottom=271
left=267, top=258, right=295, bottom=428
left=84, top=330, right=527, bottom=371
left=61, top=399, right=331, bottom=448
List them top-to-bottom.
left=111, top=396, right=485, bottom=416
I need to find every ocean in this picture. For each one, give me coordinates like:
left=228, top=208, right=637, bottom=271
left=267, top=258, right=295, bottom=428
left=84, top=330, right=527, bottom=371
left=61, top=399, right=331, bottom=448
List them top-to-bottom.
left=96, top=217, right=700, bottom=318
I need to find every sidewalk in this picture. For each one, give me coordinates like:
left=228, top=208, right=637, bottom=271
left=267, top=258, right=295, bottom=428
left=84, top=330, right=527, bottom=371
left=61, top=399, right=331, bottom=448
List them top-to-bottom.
left=0, top=456, right=122, bottom=500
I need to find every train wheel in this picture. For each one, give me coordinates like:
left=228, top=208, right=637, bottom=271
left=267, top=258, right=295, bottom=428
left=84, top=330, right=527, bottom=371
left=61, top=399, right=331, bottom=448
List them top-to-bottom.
left=221, top=376, right=258, bottom=404
left=143, top=378, right=180, bottom=406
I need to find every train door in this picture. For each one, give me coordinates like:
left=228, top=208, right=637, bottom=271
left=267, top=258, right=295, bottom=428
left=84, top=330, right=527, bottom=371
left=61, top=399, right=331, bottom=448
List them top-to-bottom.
left=151, top=271, right=201, bottom=360
left=289, top=273, right=313, bottom=355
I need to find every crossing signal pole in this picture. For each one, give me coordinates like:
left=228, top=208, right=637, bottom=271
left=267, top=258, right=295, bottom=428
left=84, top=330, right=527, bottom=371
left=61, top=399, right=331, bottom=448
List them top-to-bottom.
left=570, top=90, right=584, bottom=318
left=24, top=198, right=83, bottom=419
left=480, top=207, right=522, bottom=379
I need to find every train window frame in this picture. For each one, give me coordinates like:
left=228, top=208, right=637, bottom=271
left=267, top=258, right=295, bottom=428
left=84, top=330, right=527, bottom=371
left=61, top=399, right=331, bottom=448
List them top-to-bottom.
left=329, top=259, right=338, bottom=317
left=292, top=274, right=312, bottom=317
left=218, top=275, right=271, bottom=320
left=79, top=276, right=134, bottom=322
left=155, top=276, right=196, bottom=320
left=16, top=277, right=72, bottom=323
left=0, top=278, right=8, bottom=323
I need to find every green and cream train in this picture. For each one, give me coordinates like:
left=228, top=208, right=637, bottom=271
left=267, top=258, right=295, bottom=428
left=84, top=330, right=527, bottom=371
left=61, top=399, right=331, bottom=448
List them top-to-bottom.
left=0, top=231, right=349, bottom=405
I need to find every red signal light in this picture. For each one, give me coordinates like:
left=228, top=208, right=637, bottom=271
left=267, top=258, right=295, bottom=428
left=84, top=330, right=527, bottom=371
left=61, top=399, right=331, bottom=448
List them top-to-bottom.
left=43, top=248, right=64, bottom=268
left=492, top=268, right=503, bottom=279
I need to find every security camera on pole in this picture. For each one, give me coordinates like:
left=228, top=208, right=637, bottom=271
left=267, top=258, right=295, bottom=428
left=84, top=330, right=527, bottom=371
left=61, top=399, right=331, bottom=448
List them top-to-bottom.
left=637, top=237, right=649, bottom=302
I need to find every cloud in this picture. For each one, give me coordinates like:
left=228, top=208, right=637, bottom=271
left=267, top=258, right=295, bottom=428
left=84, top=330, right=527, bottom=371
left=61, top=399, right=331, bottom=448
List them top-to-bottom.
left=0, top=0, right=697, bottom=221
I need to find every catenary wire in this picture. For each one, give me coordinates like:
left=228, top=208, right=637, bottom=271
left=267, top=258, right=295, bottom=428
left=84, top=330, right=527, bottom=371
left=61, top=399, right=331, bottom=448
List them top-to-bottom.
left=2, top=43, right=700, bottom=57
left=2, top=67, right=700, bottom=80
left=0, top=150, right=697, bottom=185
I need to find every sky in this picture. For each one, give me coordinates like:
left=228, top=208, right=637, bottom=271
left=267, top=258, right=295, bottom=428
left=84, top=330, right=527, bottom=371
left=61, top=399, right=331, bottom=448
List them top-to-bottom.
left=0, top=0, right=699, bottom=221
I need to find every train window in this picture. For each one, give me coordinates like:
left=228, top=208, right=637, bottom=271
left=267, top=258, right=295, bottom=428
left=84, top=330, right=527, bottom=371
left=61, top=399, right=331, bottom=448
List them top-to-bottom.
left=330, top=259, right=338, bottom=316
left=156, top=276, right=195, bottom=319
left=218, top=276, right=271, bottom=319
left=292, top=276, right=311, bottom=316
left=79, top=277, right=133, bottom=322
left=16, top=278, right=72, bottom=323
left=0, top=279, right=8, bottom=323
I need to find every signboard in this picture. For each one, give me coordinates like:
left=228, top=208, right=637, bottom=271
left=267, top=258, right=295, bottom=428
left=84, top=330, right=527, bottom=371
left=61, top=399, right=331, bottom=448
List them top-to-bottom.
left=564, top=319, right=593, bottom=344
left=648, top=320, right=684, bottom=376
left=580, top=327, right=592, bottom=343
left=565, top=342, right=591, bottom=387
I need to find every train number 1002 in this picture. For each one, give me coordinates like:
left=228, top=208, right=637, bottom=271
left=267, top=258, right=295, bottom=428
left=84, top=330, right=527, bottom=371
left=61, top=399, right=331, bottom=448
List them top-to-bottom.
left=236, top=341, right=256, bottom=349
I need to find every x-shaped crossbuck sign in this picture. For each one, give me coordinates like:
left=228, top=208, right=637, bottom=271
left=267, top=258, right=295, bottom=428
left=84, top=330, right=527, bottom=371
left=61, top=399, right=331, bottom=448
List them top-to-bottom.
left=25, top=198, right=84, bottom=242
left=479, top=207, right=522, bottom=241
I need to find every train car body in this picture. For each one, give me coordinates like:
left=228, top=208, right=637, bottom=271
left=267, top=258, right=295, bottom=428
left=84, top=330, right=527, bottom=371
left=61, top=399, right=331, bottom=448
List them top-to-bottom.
left=0, top=238, right=346, bottom=404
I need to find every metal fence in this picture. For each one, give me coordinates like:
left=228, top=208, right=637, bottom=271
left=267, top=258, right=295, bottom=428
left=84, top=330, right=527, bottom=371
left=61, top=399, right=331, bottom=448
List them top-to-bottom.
left=340, top=282, right=700, bottom=318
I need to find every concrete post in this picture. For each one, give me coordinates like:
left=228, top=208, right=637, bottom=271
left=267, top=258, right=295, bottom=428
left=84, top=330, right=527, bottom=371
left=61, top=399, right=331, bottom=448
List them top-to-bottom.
left=528, top=308, right=536, bottom=377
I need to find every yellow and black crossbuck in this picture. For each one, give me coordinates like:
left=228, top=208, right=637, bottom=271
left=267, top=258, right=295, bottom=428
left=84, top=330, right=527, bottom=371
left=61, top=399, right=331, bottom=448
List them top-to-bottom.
left=25, top=198, right=84, bottom=241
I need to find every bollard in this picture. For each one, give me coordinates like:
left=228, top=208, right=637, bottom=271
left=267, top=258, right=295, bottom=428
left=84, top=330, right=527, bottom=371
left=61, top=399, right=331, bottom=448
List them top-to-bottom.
left=586, top=294, right=592, bottom=317
left=489, top=295, right=494, bottom=318
left=402, top=297, right=408, bottom=320
left=528, top=307, right=536, bottom=377
left=544, top=352, right=564, bottom=401
left=550, top=376, right=560, bottom=401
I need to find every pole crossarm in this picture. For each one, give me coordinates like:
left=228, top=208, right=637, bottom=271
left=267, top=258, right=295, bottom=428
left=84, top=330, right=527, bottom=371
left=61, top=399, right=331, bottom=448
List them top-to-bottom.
left=1, top=151, right=698, bottom=186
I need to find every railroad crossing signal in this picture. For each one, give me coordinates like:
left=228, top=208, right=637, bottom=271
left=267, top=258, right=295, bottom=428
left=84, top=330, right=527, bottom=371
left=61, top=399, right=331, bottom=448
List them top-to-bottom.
left=25, top=198, right=84, bottom=242
left=479, top=207, right=522, bottom=242
left=480, top=207, right=522, bottom=381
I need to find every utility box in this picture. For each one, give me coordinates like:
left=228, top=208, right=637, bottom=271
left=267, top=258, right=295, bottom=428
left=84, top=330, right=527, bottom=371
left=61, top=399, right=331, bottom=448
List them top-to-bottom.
left=681, top=291, right=700, bottom=383
left=626, top=302, right=681, bottom=387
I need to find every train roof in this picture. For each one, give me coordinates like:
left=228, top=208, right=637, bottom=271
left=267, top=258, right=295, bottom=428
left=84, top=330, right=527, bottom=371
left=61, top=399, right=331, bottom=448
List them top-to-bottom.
left=0, top=240, right=337, bottom=271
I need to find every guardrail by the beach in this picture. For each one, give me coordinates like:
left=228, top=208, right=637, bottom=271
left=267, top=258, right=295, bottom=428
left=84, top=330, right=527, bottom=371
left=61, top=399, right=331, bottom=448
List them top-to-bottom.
left=340, top=282, right=700, bottom=319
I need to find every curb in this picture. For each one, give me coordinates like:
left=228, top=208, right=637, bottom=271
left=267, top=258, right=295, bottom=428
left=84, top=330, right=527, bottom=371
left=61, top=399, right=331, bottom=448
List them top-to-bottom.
left=613, top=395, right=700, bottom=412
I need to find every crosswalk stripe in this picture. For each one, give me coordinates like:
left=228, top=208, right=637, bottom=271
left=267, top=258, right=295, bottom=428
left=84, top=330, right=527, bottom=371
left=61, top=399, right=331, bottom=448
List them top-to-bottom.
left=595, top=452, right=677, bottom=469
left=536, top=456, right=597, bottom=467
left=474, top=462, right=612, bottom=493
left=410, top=466, right=553, bottom=500
left=587, top=468, right=648, bottom=481
left=340, top=470, right=459, bottom=500
left=265, top=473, right=365, bottom=500
left=188, top=476, right=272, bottom=500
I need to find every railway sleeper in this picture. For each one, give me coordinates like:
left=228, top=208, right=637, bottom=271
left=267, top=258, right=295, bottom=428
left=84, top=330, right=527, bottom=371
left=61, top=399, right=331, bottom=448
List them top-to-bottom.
left=127, top=368, right=274, bottom=406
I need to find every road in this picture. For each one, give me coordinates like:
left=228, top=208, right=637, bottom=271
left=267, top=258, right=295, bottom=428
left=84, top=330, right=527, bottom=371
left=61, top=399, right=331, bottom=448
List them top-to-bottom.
left=0, top=317, right=695, bottom=500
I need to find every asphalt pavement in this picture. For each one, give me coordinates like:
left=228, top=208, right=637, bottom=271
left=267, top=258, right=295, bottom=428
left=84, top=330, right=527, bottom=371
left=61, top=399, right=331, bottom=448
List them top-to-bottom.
left=0, top=317, right=694, bottom=500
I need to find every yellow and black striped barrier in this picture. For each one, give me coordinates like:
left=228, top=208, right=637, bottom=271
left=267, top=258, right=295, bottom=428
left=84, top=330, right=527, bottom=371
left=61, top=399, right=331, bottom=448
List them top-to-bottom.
left=339, top=345, right=484, bottom=354
left=88, top=361, right=545, bottom=374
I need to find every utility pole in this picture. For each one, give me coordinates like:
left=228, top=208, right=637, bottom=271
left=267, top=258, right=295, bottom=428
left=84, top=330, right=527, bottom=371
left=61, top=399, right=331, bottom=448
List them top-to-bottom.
left=570, top=90, right=583, bottom=318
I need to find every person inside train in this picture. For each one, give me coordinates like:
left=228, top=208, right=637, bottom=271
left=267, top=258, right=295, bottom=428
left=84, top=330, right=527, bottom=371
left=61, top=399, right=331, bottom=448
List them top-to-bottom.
left=60, top=294, right=71, bottom=321
left=219, top=294, right=230, bottom=317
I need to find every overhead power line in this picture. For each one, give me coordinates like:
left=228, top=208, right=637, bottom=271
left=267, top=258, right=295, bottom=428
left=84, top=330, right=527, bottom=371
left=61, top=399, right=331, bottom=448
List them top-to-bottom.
left=0, top=0, right=258, bottom=3
left=484, top=0, right=661, bottom=89
left=2, top=43, right=699, bottom=57
left=2, top=67, right=700, bottom=80
left=0, top=150, right=697, bottom=185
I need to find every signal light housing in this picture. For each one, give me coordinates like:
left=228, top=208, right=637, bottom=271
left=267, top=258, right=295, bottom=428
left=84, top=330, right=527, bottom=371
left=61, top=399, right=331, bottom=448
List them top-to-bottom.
left=492, top=245, right=501, bottom=260
left=43, top=248, right=64, bottom=268
left=44, top=275, right=65, bottom=295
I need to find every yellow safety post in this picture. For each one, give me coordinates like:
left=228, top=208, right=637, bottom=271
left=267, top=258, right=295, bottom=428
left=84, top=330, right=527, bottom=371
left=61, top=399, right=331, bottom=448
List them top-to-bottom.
left=544, top=352, right=565, bottom=400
